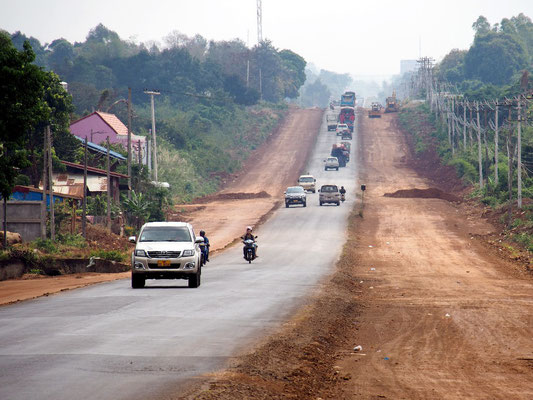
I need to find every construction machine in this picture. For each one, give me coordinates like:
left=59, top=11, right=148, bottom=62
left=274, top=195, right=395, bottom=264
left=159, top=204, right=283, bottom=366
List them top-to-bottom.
left=385, top=91, right=399, bottom=113
left=368, top=102, right=382, bottom=118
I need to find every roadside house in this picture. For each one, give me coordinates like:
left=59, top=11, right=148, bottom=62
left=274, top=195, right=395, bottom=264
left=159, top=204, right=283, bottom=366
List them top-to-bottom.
left=69, top=111, right=147, bottom=164
left=45, top=161, right=129, bottom=202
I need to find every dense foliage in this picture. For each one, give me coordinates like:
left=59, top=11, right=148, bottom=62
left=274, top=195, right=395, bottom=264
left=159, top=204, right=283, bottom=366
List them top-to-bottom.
left=435, top=13, right=533, bottom=98
left=5, top=25, right=303, bottom=201
left=0, top=31, right=76, bottom=198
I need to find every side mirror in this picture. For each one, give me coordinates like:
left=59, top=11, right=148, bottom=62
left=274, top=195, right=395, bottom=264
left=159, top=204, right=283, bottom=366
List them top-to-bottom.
left=314, top=179, right=316, bottom=182
left=317, top=189, right=321, bottom=192
left=284, top=191, right=286, bottom=194
left=254, top=235, right=258, bottom=239
left=128, top=236, right=136, bottom=243
left=195, top=237, right=204, bottom=244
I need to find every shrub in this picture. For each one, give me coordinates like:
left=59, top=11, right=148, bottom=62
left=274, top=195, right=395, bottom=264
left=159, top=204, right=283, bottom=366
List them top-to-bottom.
left=448, top=158, right=478, bottom=184
left=33, top=238, right=58, bottom=253
left=89, top=249, right=126, bottom=262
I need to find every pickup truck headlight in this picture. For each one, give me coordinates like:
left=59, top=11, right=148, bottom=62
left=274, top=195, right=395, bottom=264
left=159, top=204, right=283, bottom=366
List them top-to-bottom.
left=134, top=249, right=147, bottom=257
left=182, top=249, right=195, bottom=257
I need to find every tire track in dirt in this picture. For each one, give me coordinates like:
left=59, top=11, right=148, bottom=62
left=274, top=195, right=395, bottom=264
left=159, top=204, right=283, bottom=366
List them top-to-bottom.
left=337, top=112, right=533, bottom=399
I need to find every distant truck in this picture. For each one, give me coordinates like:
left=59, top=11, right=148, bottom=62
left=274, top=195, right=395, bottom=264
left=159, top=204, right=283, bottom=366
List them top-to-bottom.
left=340, top=91, right=356, bottom=108
left=385, top=91, right=399, bottom=113
left=339, top=106, right=355, bottom=132
left=326, top=113, right=338, bottom=131
left=331, top=144, right=348, bottom=167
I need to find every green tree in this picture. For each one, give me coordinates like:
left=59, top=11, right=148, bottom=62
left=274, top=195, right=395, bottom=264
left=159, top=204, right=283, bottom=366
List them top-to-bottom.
left=472, top=16, right=491, bottom=36
left=464, top=31, right=528, bottom=85
left=0, top=32, right=48, bottom=198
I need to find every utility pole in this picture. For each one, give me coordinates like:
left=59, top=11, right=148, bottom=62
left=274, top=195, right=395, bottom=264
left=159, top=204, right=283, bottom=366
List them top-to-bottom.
left=257, top=0, right=263, bottom=44
left=259, top=68, right=263, bottom=100
left=127, top=87, right=132, bottom=199
left=144, top=90, right=160, bottom=181
left=451, top=97, right=455, bottom=156
left=517, top=99, right=522, bottom=209
left=463, top=101, right=467, bottom=150
left=476, top=102, right=483, bottom=189
left=494, top=103, right=499, bottom=186
left=47, top=126, right=55, bottom=241
left=41, top=129, right=48, bottom=239
left=106, top=136, right=111, bottom=230
left=82, top=137, right=88, bottom=238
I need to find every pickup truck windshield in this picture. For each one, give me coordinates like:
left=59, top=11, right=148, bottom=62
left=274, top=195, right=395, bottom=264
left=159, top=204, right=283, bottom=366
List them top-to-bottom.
left=287, top=187, right=304, bottom=194
left=140, top=226, right=192, bottom=242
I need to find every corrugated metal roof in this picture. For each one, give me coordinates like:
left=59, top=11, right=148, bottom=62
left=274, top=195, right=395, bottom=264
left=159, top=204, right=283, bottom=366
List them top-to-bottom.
left=74, top=135, right=126, bottom=160
left=61, top=161, right=129, bottom=178
left=52, top=173, right=109, bottom=195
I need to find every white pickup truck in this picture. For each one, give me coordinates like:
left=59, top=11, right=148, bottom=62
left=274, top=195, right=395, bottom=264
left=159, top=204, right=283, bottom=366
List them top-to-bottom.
left=326, top=114, right=338, bottom=131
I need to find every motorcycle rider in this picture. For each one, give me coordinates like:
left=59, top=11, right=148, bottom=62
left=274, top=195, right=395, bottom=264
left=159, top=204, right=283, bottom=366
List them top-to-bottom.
left=339, top=186, right=346, bottom=201
left=241, top=226, right=258, bottom=259
left=199, top=230, right=210, bottom=263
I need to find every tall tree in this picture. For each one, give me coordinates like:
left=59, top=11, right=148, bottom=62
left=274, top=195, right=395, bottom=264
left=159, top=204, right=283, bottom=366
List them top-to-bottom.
left=0, top=32, right=48, bottom=198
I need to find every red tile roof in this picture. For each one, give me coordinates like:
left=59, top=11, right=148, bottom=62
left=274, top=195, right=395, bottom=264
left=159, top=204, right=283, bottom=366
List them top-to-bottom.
left=70, top=111, right=129, bottom=136
left=96, top=111, right=128, bottom=136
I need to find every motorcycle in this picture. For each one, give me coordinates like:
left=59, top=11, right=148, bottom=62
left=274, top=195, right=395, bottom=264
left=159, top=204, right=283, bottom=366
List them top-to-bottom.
left=340, top=193, right=346, bottom=202
left=242, top=236, right=257, bottom=263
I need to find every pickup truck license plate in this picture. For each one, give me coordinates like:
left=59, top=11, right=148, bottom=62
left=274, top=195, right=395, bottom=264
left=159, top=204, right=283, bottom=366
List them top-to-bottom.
left=157, top=259, right=171, bottom=267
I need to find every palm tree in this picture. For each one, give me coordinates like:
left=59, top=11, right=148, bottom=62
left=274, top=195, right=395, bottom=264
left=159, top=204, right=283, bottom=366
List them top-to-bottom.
left=122, top=190, right=150, bottom=229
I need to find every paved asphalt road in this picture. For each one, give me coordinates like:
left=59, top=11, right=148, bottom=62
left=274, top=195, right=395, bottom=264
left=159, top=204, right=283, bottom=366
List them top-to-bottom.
left=0, top=110, right=358, bottom=400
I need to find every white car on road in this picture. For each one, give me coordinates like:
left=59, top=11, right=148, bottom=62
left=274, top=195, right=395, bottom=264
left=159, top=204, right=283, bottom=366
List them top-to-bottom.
left=324, top=156, right=340, bottom=171
left=130, top=222, right=203, bottom=288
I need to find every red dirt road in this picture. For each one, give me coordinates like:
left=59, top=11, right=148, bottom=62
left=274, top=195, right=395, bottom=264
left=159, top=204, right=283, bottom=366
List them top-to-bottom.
left=170, top=107, right=323, bottom=253
left=180, top=110, right=533, bottom=400
left=338, top=112, right=533, bottom=399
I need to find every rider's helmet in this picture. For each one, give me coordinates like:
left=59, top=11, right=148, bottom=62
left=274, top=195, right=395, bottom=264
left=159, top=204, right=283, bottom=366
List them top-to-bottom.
left=246, top=226, right=253, bottom=232
left=200, top=230, right=205, bottom=236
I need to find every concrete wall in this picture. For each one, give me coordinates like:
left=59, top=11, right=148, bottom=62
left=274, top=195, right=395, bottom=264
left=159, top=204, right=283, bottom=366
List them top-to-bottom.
left=0, top=201, right=42, bottom=242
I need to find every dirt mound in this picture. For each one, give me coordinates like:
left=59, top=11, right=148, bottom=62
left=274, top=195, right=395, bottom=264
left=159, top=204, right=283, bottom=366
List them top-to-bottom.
left=384, top=187, right=461, bottom=202
left=192, top=191, right=271, bottom=204
left=85, top=224, right=134, bottom=251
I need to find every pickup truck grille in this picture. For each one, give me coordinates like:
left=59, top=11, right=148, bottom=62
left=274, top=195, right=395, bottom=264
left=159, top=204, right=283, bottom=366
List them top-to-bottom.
left=147, top=251, right=181, bottom=258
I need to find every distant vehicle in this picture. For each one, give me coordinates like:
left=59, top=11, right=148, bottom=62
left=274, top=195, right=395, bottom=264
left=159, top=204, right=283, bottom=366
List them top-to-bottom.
left=340, top=91, right=356, bottom=107
left=385, top=91, right=399, bottom=113
left=368, top=102, right=382, bottom=118
left=339, top=106, right=355, bottom=132
left=327, top=114, right=338, bottom=131
left=336, top=123, right=349, bottom=136
left=341, top=130, right=352, bottom=140
left=341, top=141, right=351, bottom=153
left=331, top=144, right=348, bottom=167
left=324, top=156, right=340, bottom=171
left=298, top=174, right=317, bottom=193
left=318, top=184, right=341, bottom=206
left=284, top=186, right=307, bottom=208
left=130, top=222, right=203, bottom=288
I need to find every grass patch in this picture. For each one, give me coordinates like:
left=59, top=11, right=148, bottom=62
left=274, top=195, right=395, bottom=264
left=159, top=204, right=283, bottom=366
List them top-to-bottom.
left=89, top=249, right=127, bottom=262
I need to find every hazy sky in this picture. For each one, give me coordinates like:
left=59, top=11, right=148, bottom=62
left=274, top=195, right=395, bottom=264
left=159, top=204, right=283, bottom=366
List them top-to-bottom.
left=1, top=0, right=532, bottom=77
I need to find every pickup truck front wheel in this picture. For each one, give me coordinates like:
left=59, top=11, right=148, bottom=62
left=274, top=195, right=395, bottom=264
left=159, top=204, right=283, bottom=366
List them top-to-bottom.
left=188, top=270, right=201, bottom=288
left=131, top=274, right=145, bottom=289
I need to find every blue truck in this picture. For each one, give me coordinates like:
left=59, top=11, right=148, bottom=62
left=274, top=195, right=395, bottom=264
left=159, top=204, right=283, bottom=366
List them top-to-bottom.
left=340, top=91, right=356, bottom=107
